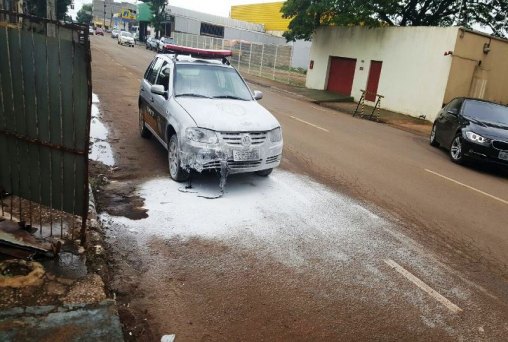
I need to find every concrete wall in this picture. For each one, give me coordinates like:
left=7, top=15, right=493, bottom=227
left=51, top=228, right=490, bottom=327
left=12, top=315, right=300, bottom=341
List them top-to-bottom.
left=306, top=26, right=459, bottom=120
left=444, top=30, right=508, bottom=106
left=290, top=39, right=312, bottom=69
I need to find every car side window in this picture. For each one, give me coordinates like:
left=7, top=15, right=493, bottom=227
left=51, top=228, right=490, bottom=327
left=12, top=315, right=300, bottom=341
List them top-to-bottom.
left=147, top=58, right=164, bottom=84
left=144, top=59, right=155, bottom=80
left=155, top=62, right=170, bottom=91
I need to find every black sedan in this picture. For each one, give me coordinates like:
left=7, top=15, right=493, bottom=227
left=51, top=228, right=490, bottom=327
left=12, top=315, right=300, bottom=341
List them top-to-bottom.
left=430, top=98, right=508, bottom=166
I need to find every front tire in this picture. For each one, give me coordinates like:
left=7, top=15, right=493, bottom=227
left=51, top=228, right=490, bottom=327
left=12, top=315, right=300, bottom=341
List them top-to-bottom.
left=429, top=124, right=439, bottom=147
left=168, top=134, right=189, bottom=182
left=449, top=134, right=466, bottom=164
left=255, top=168, right=273, bottom=177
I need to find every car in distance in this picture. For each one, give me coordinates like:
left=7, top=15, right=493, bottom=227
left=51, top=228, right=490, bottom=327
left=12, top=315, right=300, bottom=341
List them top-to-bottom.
left=88, top=26, right=95, bottom=35
left=95, top=27, right=104, bottom=36
left=111, top=29, right=120, bottom=38
left=118, top=31, right=135, bottom=47
left=146, top=37, right=159, bottom=50
left=157, top=37, right=175, bottom=52
left=138, top=47, right=283, bottom=181
left=430, top=97, right=508, bottom=166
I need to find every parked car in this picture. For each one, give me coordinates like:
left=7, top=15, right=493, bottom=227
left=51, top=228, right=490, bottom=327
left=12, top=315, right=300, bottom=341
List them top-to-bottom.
left=88, top=26, right=95, bottom=35
left=95, top=27, right=104, bottom=36
left=111, top=29, right=120, bottom=39
left=118, top=31, right=135, bottom=47
left=146, top=37, right=159, bottom=50
left=157, top=37, right=175, bottom=52
left=138, top=48, right=283, bottom=181
left=430, top=97, right=508, bottom=166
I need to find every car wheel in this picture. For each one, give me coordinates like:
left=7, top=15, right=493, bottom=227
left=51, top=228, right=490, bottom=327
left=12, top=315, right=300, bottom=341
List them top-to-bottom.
left=139, top=106, right=151, bottom=139
left=429, top=124, right=439, bottom=147
left=168, top=134, right=189, bottom=182
left=449, top=134, right=465, bottom=164
left=255, top=168, right=273, bottom=177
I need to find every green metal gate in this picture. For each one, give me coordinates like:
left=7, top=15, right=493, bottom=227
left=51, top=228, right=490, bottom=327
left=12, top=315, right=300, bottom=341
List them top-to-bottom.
left=0, top=10, right=91, bottom=242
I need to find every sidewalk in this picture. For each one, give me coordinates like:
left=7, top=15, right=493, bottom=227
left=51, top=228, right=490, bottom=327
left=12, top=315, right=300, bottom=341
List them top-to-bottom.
left=243, top=74, right=433, bottom=137
left=0, top=300, right=123, bottom=341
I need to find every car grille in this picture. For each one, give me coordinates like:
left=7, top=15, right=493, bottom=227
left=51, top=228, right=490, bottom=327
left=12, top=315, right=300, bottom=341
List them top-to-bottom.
left=220, top=132, right=267, bottom=146
left=492, top=140, right=508, bottom=151
left=266, top=154, right=281, bottom=164
left=203, top=159, right=262, bottom=170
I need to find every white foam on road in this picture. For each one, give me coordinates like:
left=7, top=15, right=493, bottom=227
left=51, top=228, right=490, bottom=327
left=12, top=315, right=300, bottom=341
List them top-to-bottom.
left=89, top=93, right=115, bottom=166
left=99, top=165, right=506, bottom=336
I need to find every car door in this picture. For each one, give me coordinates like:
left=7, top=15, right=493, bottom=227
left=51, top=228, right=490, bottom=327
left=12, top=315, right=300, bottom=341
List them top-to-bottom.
left=141, top=57, right=164, bottom=138
left=152, top=61, right=172, bottom=143
left=439, top=98, right=463, bottom=146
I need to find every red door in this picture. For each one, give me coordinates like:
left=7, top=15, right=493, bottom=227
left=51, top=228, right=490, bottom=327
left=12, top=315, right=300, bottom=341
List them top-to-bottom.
left=327, top=57, right=357, bottom=96
left=365, top=61, right=382, bottom=101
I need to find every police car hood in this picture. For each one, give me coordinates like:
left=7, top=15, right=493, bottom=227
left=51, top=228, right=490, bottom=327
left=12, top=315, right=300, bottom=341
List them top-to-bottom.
left=176, top=97, right=280, bottom=132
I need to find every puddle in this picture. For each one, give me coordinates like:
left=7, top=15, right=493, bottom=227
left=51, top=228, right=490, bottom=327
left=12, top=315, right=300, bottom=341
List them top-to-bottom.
left=89, top=93, right=115, bottom=166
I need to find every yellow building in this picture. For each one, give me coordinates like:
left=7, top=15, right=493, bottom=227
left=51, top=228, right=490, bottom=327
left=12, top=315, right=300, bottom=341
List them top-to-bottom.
left=230, top=2, right=290, bottom=33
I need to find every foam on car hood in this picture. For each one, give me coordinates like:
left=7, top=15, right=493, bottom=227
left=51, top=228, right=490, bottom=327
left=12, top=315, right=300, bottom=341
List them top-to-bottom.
left=176, top=97, right=280, bottom=132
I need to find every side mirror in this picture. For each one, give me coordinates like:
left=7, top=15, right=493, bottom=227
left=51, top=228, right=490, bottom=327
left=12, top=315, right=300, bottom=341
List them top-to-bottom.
left=151, top=84, right=166, bottom=96
left=253, top=90, right=263, bottom=100
left=447, top=108, right=458, bottom=116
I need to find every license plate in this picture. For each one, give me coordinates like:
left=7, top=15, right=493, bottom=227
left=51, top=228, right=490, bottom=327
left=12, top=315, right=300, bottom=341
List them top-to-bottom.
left=233, top=149, right=260, bottom=161
left=499, top=151, right=508, bottom=161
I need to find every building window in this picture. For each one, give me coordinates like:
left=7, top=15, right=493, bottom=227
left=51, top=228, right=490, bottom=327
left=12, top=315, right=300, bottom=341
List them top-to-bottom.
left=200, top=22, right=224, bottom=38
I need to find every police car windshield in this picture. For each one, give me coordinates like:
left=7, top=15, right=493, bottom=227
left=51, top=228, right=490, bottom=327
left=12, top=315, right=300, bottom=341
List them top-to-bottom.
left=174, top=64, right=252, bottom=101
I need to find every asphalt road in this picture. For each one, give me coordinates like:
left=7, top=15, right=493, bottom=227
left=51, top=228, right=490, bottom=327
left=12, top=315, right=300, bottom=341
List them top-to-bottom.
left=89, top=36, right=508, bottom=341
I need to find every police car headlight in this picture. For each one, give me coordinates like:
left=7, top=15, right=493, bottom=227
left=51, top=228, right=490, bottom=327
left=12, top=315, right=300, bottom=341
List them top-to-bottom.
left=186, top=127, right=219, bottom=144
left=269, top=127, right=282, bottom=142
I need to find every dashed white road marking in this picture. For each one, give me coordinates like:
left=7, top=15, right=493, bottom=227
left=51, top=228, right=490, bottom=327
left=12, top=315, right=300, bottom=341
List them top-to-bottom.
left=311, top=105, right=328, bottom=112
left=289, top=115, right=329, bottom=132
left=425, top=169, right=508, bottom=205
left=384, top=259, right=462, bottom=314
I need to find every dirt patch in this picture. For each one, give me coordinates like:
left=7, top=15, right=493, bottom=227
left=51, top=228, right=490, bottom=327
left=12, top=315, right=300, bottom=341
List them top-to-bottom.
left=97, top=182, right=148, bottom=220
left=121, top=236, right=453, bottom=341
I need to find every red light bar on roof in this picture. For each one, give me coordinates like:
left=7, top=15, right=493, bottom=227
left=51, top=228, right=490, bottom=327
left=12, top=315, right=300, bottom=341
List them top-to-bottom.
left=163, top=44, right=232, bottom=58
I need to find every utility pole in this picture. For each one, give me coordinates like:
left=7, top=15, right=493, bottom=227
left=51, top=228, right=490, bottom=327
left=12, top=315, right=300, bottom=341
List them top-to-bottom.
left=46, top=0, right=56, bottom=20
left=47, top=0, right=56, bottom=37
left=103, top=0, right=106, bottom=27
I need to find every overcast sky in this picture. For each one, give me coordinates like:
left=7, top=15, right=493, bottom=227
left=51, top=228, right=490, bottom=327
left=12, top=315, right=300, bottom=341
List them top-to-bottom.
left=69, top=0, right=278, bottom=19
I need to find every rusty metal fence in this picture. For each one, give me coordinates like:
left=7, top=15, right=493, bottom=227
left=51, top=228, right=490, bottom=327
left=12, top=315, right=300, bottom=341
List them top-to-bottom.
left=0, top=10, right=92, bottom=243
left=173, top=32, right=307, bottom=86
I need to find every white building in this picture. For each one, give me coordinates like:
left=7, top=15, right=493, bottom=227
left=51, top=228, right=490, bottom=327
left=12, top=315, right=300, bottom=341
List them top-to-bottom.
left=306, top=26, right=508, bottom=121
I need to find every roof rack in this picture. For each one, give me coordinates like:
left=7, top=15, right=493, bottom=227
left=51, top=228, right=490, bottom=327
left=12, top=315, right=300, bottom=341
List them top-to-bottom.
left=163, top=44, right=232, bottom=64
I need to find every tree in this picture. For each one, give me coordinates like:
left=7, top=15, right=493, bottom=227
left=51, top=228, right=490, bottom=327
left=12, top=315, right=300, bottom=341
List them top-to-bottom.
left=24, top=0, right=72, bottom=20
left=141, top=0, right=168, bottom=38
left=281, top=0, right=508, bottom=41
left=76, top=4, right=93, bottom=25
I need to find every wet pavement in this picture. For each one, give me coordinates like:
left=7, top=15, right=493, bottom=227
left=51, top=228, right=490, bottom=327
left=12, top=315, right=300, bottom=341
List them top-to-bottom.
left=89, top=37, right=508, bottom=341
left=90, top=93, right=115, bottom=167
